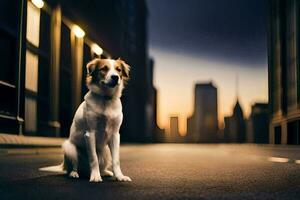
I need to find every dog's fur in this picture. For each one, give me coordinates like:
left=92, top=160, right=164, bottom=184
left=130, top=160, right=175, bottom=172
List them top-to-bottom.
left=61, top=58, right=131, bottom=182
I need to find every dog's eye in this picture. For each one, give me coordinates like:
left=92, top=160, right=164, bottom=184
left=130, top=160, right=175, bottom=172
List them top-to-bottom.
left=101, top=66, right=109, bottom=72
left=116, top=67, right=121, bottom=72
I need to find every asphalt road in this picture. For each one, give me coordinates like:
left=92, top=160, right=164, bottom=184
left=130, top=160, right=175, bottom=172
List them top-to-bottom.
left=1, top=144, right=300, bottom=200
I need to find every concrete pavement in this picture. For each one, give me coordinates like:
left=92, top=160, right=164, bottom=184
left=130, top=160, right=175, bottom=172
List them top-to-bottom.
left=1, top=144, right=300, bottom=199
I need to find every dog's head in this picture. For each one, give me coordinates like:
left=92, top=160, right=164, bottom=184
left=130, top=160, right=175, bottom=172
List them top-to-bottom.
left=86, top=58, right=130, bottom=97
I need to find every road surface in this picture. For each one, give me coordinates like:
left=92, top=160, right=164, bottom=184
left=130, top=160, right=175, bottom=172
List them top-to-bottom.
left=1, top=144, right=300, bottom=199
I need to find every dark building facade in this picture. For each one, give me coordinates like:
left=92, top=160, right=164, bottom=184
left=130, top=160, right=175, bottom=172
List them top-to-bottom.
left=0, top=0, right=155, bottom=142
left=115, top=0, right=151, bottom=142
left=268, top=0, right=300, bottom=144
left=147, top=58, right=165, bottom=143
left=187, top=82, right=218, bottom=143
left=224, top=100, right=246, bottom=143
left=246, top=103, right=269, bottom=143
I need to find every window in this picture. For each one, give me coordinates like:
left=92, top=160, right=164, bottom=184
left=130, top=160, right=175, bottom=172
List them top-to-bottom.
left=24, top=1, right=41, bottom=133
left=25, top=1, right=51, bottom=135
left=26, top=2, right=40, bottom=47
left=25, top=50, right=39, bottom=92
left=25, top=96, right=37, bottom=132
left=287, top=120, right=299, bottom=144
left=274, top=125, right=282, bottom=144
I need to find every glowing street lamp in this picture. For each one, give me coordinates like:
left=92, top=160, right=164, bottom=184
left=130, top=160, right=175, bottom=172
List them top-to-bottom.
left=31, top=0, right=44, bottom=8
left=72, top=25, right=85, bottom=38
left=91, top=43, right=103, bottom=56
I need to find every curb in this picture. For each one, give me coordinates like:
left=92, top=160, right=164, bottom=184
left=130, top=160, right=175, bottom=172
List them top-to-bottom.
left=0, top=133, right=65, bottom=148
left=0, top=148, right=63, bottom=156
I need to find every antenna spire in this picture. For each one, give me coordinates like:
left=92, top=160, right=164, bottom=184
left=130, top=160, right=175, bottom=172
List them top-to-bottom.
left=235, top=75, right=239, bottom=101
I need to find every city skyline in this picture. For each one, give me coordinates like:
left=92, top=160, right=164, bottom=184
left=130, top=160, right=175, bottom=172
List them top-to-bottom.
left=147, top=0, right=268, bottom=135
left=151, top=48, right=268, bottom=135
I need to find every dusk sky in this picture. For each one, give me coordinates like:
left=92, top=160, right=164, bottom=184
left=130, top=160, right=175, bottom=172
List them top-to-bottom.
left=146, top=0, right=269, bottom=134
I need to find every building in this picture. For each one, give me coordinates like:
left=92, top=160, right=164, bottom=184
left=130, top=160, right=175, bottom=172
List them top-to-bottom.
left=0, top=0, right=154, bottom=142
left=116, top=0, right=152, bottom=142
left=268, top=0, right=300, bottom=144
left=147, top=58, right=165, bottom=143
left=186, top=82, right=218, bottom=143
left=223, top=100, right=246, bottom=143
left=246, top=103, right=269, bottom=143
left=186, top=115, right=195, bottom=142
left=169, top=116, right=179, bottom=142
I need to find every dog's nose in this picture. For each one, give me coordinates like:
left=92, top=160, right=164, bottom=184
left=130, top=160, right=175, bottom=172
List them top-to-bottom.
left=111, top=75, right=119, bottom=82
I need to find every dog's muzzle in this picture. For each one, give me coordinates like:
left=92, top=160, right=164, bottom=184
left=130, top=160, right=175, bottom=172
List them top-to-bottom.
left=106, top=75, right=119, bottom=88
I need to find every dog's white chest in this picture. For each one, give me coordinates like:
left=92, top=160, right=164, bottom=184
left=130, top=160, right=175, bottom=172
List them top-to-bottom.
left=83, top=95, right=123, bottom=140
left=97, top=113, right=122, bottom=131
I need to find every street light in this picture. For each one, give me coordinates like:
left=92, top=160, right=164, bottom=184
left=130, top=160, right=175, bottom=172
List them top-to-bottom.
left=31, top=0, right=44, bottom=8
left=72, top=25, right=85, bottom=38
left=91, top=43, right=103, bottom=56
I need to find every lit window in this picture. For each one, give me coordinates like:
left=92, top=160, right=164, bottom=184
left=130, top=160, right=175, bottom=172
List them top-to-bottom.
left=26, top=1, right=40, bottom=47
left=25, top=50, right=39, bottom=92
left=25, top=97, right=37, bottom=132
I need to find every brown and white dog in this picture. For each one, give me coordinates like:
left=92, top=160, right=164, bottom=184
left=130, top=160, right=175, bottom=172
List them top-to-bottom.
left=42, top=58, right=131, bottom=182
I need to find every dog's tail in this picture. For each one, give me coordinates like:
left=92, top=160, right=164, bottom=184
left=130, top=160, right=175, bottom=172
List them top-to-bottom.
left=39, top=161, right=66, bottom=173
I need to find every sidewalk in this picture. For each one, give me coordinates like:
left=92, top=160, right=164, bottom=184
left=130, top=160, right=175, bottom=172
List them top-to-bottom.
left=0, top=133, right=65, bottom=148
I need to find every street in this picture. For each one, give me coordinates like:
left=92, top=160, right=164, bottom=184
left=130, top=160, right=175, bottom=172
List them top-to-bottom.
left=1, top=144, right=300, bottom=199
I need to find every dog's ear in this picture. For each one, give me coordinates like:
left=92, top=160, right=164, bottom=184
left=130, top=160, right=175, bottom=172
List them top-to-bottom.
left=86, top=58, right=100, bottom=75
left=118, top=58, right=130, bottom=80
left=86, top=59, right=101, bottom=85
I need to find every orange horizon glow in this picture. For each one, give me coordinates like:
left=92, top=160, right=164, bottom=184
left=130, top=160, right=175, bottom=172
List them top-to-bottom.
left=151, top=48, right=268, bottom=136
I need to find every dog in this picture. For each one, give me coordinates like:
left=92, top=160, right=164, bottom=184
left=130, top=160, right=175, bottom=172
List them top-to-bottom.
left=41, top=58, right=131, bottom=182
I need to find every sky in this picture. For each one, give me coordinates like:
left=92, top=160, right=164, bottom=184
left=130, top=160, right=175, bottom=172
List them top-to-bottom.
left=146, top=0, right=268, bottom=135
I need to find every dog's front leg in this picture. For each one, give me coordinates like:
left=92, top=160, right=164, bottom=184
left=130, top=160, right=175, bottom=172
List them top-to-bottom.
left=85, top=131, right=102, bottom=182
left=109, top=133, right=131, bottom=182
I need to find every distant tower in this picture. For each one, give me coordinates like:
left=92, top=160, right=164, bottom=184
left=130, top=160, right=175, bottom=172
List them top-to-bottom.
left=224, top=78, right=246, bottom=143
left=187, top=81, right=218, bottom=143
left=233, top=101, right=246, bottom=142
left=170, top=116, right=179, bottom=142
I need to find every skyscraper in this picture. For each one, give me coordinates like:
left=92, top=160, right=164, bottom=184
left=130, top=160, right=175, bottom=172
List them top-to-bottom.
left=268, top=0, right=300, bottom=144
left=148, top=58, right=165, bottom=143
left=187, top=82, right=218, bottom=143
left=224, top=100, right=246, bottom=143
left=246, top=103, right=269, bottom=143
left=169, top=116, right=179, bottom=142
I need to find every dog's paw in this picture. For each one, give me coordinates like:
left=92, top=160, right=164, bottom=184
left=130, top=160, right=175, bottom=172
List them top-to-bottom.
left=89, top=170, right=102, bottom=182
left=101, top=170, right=114, bottom=177
left=69, top=171, right=79, bottom=178
left=115, top=175, right=132, bottom=182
